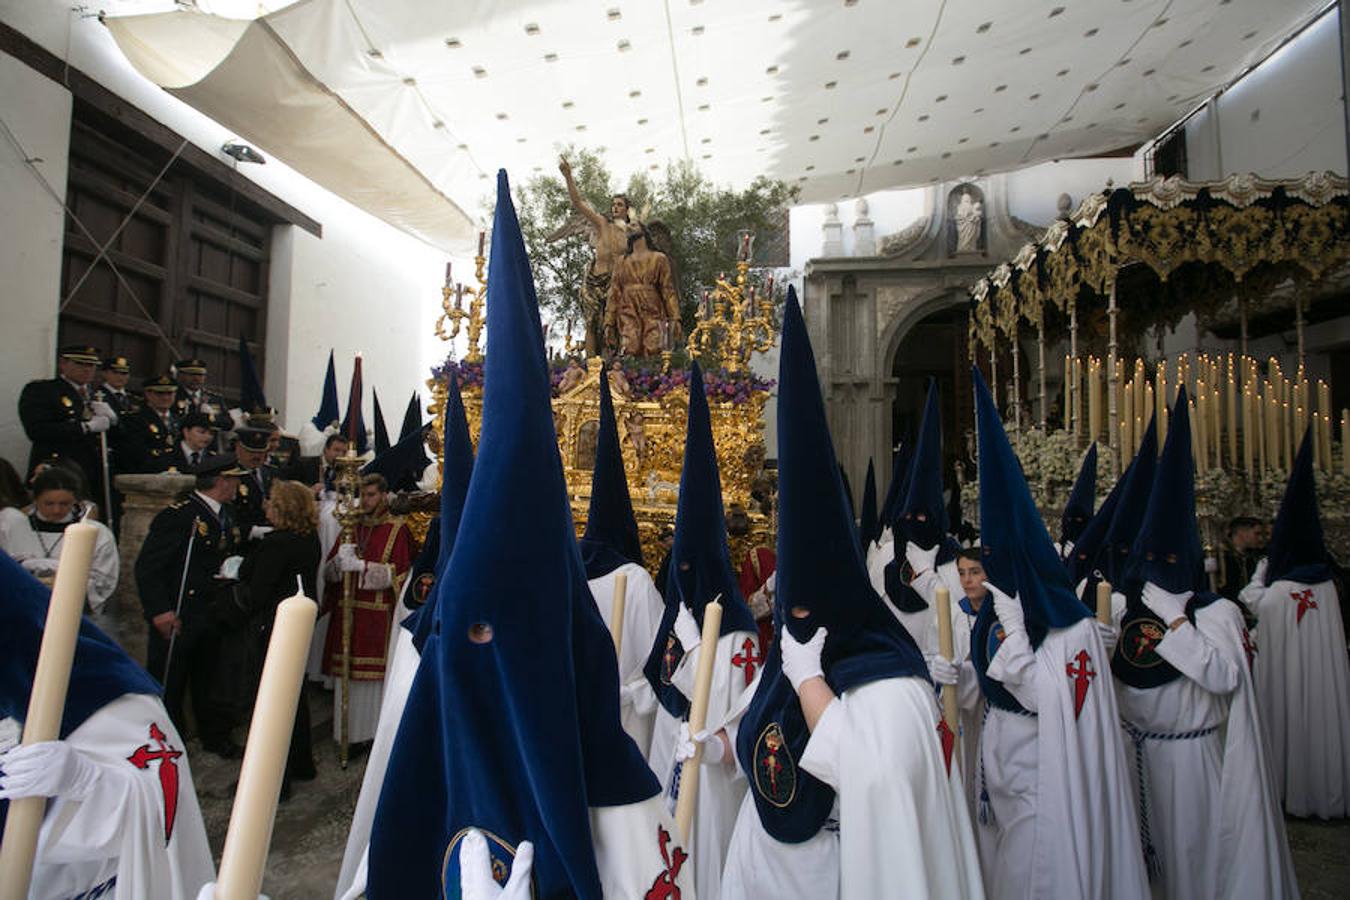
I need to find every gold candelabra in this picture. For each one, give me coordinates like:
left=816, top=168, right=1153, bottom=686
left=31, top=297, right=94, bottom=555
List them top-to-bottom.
left=435, top=232, right=489, bottom=364
left=686, top=237, right=775, bottom=374
left=331, top=448, right=366, bottom=768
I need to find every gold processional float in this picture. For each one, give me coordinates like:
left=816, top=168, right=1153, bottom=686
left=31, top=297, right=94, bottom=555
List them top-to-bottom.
left=966, top=171, right=1350, bottom=572
left=424, top=236, right=778, bottom=576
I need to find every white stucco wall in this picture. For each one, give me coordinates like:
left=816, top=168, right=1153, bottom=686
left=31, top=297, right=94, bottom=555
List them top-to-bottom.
left=0, top=1, right=463, bottom=448
left=0, top=49, right=71, bottom=472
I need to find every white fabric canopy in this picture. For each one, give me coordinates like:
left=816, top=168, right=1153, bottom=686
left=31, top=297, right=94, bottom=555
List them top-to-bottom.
left=105, top=0, right=1326, bottom=252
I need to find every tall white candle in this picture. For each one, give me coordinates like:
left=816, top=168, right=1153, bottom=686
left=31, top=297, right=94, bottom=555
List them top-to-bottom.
left=0, top=523, right=99, bottom=900
left=215, top=593, right=318, bottom=900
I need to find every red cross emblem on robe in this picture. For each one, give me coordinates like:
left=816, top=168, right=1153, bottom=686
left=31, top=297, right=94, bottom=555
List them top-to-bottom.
left=1291, top=588, right=1318, bottom=624
left=731, top=637, right=762, bottom=686
left=1065, top=649, right=1096, bottom=720
left=126, top=722, right=182, bottom=844
left=644, top=824, right=688, bottom=900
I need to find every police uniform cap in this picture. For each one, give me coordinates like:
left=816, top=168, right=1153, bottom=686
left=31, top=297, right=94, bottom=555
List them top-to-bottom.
left=60, top=344, right=102, bottom=364
left=102, top=355, right=131, bottom=373
left=174, top=358, right=208, bottom=375
left=143, top=374, right=178, bottom=393
left=179, top=411, right=215, bottom=432
left=234, top=427, right=273, bottom=452
left=194, top=452, right=248, bottom=477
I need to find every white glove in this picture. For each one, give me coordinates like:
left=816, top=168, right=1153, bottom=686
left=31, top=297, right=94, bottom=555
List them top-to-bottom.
left=88, top=400, right=117, bottom=425
left=84, top=414, right=111, bottom=434
left=248, top=525, right=274, bottom=541
left=905, top=540, right=940, bottom=575
left=337, top=542, right=358, bottom=562
left=217, top=555, right=244, bottom=580
left=338, top=555, right=366, bottom=574
left=1203, top=556, right=1218, bottom=574
left=19, top=557, right=58, bottom=577
left=1251, top=557, right=1269, bottom=586
left=986, top=582, right=1025, bottom=636
left=1141, top=582, right=1190, bottom=625
left=673, top=603, right=701, bottom=650
left=1095, top=621, right=1119, bottom=655
left=780, top=626, right=828, bottom=690
left=927, top=654, right=959, bottom=686
left=619, top=680, right=657, bottom=716
left=674, top=722, right=728, bottom=766
left=0, top=740, right=100, bottom=801
left=460, top=827, right=534, bottom=899
left=195, top=884, right=270, bottom=900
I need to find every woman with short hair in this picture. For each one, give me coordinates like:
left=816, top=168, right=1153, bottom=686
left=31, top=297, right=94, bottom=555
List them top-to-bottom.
left=0, top=465, right=118, bottom=612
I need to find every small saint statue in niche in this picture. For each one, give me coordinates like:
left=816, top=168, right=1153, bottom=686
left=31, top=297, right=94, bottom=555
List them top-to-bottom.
left=949, top=186, right=985, bottom=255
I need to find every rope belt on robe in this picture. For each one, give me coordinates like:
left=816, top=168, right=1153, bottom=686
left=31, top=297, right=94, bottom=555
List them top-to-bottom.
left=976, top=702, right=1037, bottom=827
left=1120, top=718, right=1220, bottom=880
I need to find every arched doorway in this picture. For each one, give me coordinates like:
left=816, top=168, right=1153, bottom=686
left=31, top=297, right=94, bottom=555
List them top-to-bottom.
left=889, top=302, right=974, bottom=480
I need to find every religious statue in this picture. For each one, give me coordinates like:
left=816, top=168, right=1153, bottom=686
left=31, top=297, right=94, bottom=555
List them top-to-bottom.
left=559, top=156, right=633, bottom=355
left=953, top=189, right=984, bottom=254
left=605, top=223, right=681, bottom=357
left=557, top=357, right=587, bottom=395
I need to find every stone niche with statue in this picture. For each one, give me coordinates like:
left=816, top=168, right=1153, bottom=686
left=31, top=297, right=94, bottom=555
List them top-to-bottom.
left=424, top=243, right=777, bottom=577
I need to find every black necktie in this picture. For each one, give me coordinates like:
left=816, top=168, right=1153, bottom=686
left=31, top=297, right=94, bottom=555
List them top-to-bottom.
left=191, top=451, right=201, bottom=467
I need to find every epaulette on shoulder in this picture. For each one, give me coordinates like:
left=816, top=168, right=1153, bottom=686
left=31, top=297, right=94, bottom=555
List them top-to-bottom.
left=169, top=500, right=188, bottom=510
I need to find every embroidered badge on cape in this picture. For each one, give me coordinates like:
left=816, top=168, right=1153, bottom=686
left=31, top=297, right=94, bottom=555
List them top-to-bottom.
left=1119, top=617, right=1168, bottom=669
left=659, top=633, right=682, bottom=686
left=1065, top=649, right=1096, bottom=720
left=126, top=722, right=182, bottom=845
left=752, top=722, right=798, bottom=808
left=644, top=824, right=688, bottom=900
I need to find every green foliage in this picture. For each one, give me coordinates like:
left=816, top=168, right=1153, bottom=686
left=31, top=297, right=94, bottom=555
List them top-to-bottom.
left=508, top=147, right=798, bottom=337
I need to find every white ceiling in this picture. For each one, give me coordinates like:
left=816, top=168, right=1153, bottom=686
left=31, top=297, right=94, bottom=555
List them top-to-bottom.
left=104, top=0, right=1329, bottom=250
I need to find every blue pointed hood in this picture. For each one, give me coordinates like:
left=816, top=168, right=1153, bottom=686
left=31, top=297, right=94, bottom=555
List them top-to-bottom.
left=370, top=172, right=656, bottom=900
left=737, top=290, right=927, bottom=842
left=238, top=334, right=267, bottom=413
left=311, top=349, right=339, bottom=430
left=339, top=356, right=367, bottom=454
left=643, top=360, right=758, bottom=717
left=974, top=366, right=1090, bottom=646
left=403, top=371, right=475, bottom=652
left=580, top=371, right=644, bottom=579
left=899, top=379, right=950, bottom=549
left=372, top=388, right=392, bottom=456
left=1126, top=388, right=1205, bottom=594
left=399, top=392, right=423, bottom=442
left=1067, top=417, right=1156, bottom=588
left=1099, top=417, right=1159, bottom=586
left=361, top=424, right=431, bottom=495
left=1265, top=427, right=1332, bottom=586
left=879, top=438, right=915, bottom=528
left=1060, top=443, right=1098, bottom=549
left=858, top=458, right=879, bottom=550
left=838, top=464, right=856, bottom=524
left=0, top=551, right=161, bottom=830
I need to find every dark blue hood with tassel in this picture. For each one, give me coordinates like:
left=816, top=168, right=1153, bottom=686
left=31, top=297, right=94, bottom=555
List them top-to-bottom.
left=369, top=172, right=657, bottom=900
left=736, top=289, right=928, bottom=843
left=311, top=349, right=339, bottom=431
left=643, top=361, right=758, bottom=718
left=580, top=372, right=644, bottom=580
left=1067, top=417, right=1156, bottom=590
left=1265, top=427, right=1333, bottom=587
left=1060, top=443, right=1098, bottom=550
left=858, top=458, right=879, bottom=551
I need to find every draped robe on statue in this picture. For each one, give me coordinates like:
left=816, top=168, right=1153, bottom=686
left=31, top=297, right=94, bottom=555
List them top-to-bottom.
left=605, top=252, right=679, bottom=357
left=321, top=513, right=416, bottom=743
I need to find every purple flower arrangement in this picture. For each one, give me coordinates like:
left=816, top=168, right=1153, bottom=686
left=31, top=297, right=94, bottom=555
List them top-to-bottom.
left=432, top=354, right=773, bottom=406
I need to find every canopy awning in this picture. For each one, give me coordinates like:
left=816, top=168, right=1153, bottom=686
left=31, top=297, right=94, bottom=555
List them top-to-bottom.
left=104, top=0, right=1327, bottom=253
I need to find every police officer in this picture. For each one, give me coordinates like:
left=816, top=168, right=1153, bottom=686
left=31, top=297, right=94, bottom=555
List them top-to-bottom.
left=18, top=344, right=114, bottom=502
left=93, top=355, right=141, bottom=419
left=172, top=357, right=233, bottom=434
left=120, top=374, right=180, bottom=473
left=159, top=412, right=218, bottom=474
left=232, top=425, right=278, bottom=553
left=134, top=453, right=247, bottom=758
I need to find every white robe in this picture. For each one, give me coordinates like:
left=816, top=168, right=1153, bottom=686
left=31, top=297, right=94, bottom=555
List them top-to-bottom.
left=0, top=508, right=119, bottom=614
left=588, top=562, right=666, bottom=754
left=1246, top=575, right=1350, bottom=818
left=919, top=595, right=984, bottom=818
left=983, top=617, right=1149, bottom=900
left=650, top=628, right=759, bottom=900
left=797, top=678, right=986, bottom=899
left=1, top=694, right=214, bottom=900
left=720, top=792, right=840, bottom=900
